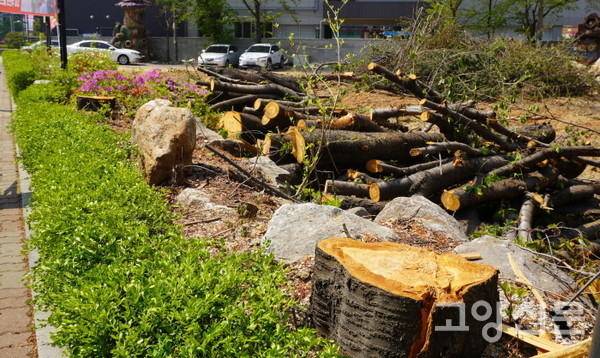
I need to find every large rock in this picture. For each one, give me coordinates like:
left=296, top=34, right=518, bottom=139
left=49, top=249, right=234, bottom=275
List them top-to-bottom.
left=132, top=99, right=196, bottom=185
left=238, top=156, right=295, bottom=190
left=174, top=188, right=233, bottom=212
left=375, top=195, right=469, bottom=242
left=263, top=203, right=399, bottom=263
left=453, top=236, right=575, bottom=295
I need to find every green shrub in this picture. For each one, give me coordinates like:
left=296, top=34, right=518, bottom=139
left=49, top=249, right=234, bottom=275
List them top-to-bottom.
left=4, top=31, right=25, bottom=48
left=2, top=50, right=38, bottom=96
left=7, top=53, right=341, bottom=357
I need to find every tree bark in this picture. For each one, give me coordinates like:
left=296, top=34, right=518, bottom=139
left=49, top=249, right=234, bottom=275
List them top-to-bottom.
left=210, top=79, right=302, bottom=100
left=210, top=94, right=272, bottom=111
left=369, top=105, right=424, bottom=123
left=286, top=128, right=446, bottom=167
left=370, top=155, right=510, bottom=201
left=365, top=158, right=454, bottom=177
left=441, top=167, right=560, bottom=211
left=324, top=180, right=371, bottom=197
left=338, top=195, right=386, bottom=215
left=311, top=238, right=499, bottom=358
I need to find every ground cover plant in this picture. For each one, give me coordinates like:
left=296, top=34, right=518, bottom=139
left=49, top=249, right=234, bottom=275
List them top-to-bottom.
left=5, top=50, right=341, bottom=357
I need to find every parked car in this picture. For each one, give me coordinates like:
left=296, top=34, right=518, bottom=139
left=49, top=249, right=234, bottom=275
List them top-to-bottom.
left=21, top=40, right=60, bottom=52
left=67, top=40, right=143, bottom=65
left=239, top=43, right=285, bottom=70
left=197, top=44, right=240, bottom=67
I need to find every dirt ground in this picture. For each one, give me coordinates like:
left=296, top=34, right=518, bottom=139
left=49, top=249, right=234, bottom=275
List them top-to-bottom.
left=122, top=64, right=600, bottom=357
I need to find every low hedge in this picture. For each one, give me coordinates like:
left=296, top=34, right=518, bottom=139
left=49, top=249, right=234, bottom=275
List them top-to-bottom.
left=6, top=52, right=340, bottom=357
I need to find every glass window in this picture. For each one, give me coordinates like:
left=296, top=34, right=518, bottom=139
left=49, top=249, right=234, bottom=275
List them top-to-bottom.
left=206, top=45, right=228, bottom=53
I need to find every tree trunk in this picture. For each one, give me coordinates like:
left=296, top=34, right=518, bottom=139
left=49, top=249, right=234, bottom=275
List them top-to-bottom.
left=311, top=238, right=499, bottom=358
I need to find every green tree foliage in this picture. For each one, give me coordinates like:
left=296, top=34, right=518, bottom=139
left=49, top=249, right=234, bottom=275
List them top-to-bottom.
left=187, top=0, right=236, bottom=42
left=462, top=0, right=511, bottom=38
left=506, top=0, right=580, bottom=41
left=4, top=31, right=25, bottom=48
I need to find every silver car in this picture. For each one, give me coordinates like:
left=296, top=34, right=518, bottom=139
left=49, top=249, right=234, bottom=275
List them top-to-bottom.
left=197, top=44, right=240, bottom=67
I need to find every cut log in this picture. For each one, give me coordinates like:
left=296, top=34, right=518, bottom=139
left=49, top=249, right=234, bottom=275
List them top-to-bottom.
left=367, top=62, right=444, bottom=103
left=210, top=79, right=302, bottom=101
left=209, top=94, right=271, bottom=111
left=253, top=98, right=306, bottom=111
left=419, top=99, right=517, bottom=151
left=262, top=101, right=298, bottom=128
left=369, top=106, right=424, bottom=123
left=220, top=111, right=266, bottom=142
left=420, top=111, right=458, bottom=140
left=329, top=112, right=386, bottom=132
left=286, top=128, right=446, bottom=167
left=410, top=141, right=490, bottom=157
left=482, top=146, right=600, bottom=182
left=369, top=155, right=510, bottom=201
left=366, top=158, right=454, bottom=177
left=441, top=166, right=560, bottom=211
left=347, top=169, right=382, bottom=184
left=324, top=180, right=371, bottom=197
left=550, top=184, right=598, bottom=207
left=338, top=196, right=386, bottom=215
left=311, top=238, right=499, bottom=358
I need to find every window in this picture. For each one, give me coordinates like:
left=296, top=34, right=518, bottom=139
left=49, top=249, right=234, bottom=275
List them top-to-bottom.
left=234, top=21, right=273, bottom=38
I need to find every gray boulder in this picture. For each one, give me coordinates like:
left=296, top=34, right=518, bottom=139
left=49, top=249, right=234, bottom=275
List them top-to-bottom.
left=132, top=99, right=196, bottom=185
left=239, top=156, right=295, bottom=189
left=174, top=188, right=233, bottom=212
left=375, top=195, right=469, bottom=242
left=263, top=203, right=398, bottom=263
left=453, top=236, right=575, bottom=295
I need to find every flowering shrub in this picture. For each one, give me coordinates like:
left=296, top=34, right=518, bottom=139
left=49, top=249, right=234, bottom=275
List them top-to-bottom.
left=69, top=51, right=117, bottom=73
left=76, top=68, right=208, bottom=118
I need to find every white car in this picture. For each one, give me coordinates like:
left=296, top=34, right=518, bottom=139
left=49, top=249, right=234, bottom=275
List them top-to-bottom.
left=21, top=40, right=60, bottom=52
left=67, top=40, right=143, bottom=65
left=239, top=43, right=285, bottom=70
left=197, top=44, right=240, bottom=67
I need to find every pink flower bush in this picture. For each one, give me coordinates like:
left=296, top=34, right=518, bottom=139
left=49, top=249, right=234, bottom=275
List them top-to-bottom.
left=76, top=69, right=208, bottom=117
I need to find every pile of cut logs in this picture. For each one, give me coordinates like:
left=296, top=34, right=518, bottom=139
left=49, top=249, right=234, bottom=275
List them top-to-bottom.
left=199, top=64, right=600, bottom=244
left=198, top=65, right=599, bottom=357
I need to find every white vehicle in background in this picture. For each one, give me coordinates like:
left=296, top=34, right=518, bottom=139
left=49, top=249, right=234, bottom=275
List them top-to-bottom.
left=21, top=40, right=60, bottom=52
left=67, top=40, right=143, bottom=65
left=239, top=43, right=285, bottom=70
left=197, top=44, right=240, bottom=67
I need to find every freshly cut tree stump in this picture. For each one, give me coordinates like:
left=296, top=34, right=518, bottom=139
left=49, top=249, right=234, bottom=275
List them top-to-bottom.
left=76, top=95, right=116, bottom=112
left=311, top=238, right=499, bottom=358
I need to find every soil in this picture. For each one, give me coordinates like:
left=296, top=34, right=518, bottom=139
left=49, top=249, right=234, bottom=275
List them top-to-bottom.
left=119, top=64, right=600, bottom=357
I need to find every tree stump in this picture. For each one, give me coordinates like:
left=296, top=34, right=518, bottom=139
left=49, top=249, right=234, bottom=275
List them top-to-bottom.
left=76, top=95, right=116, bottom=112
left=311, top=238, right=499, bottom=358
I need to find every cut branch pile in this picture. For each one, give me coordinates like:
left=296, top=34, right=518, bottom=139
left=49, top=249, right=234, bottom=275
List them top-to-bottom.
left=201, top=64, right=600, bottom=243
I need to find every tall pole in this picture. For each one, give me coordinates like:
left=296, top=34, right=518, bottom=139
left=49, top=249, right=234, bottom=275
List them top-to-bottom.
left=56, top=0, right=67, bottom=69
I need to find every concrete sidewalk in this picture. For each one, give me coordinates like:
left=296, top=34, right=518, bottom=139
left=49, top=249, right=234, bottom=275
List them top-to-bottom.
left=0, top=62, right=37, bottom=356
